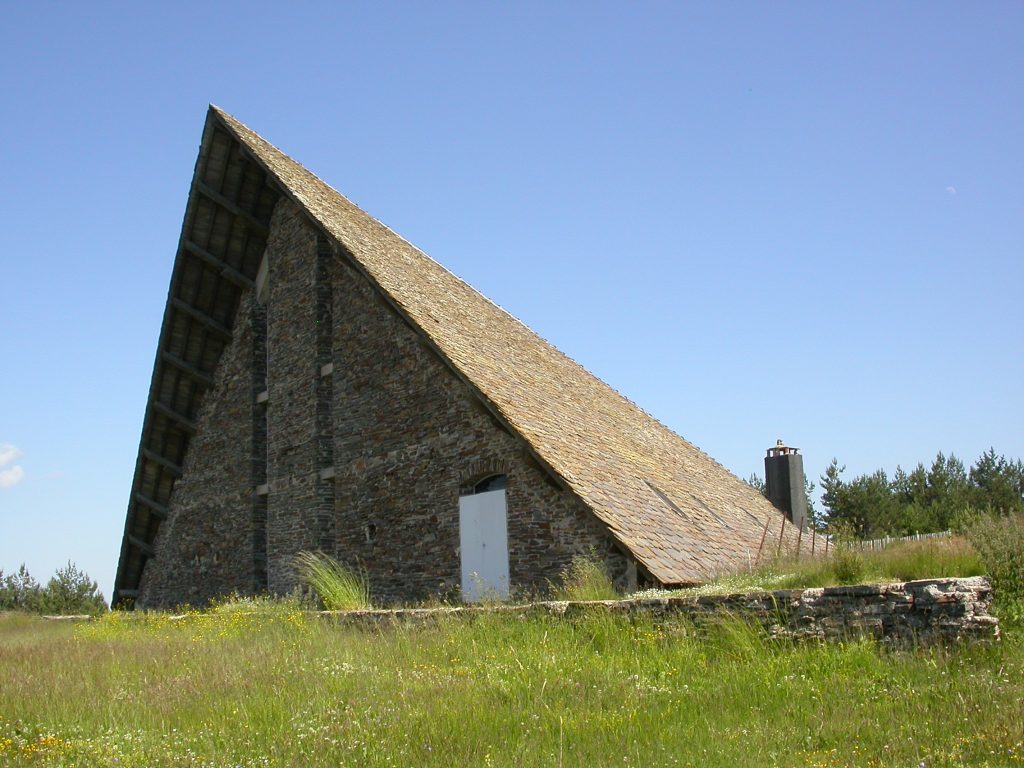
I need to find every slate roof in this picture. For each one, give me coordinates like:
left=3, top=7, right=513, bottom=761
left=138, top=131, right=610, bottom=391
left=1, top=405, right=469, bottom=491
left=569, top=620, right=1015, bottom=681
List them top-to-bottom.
left=114, top=106, right=800, bottom=604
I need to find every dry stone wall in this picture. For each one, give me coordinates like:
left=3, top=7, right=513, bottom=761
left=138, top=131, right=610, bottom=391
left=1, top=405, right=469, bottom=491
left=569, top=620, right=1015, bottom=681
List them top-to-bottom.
left=329, top=576, right=999, bottom=646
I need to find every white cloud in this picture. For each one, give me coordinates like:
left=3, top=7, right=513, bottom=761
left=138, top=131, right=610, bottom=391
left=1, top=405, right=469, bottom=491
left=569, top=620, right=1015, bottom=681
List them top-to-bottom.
left=945, top=186, right=957, bottom=195
left=0, top=443, right=25, bottom=488
left=0, top=443, right=21, bottom=467
left=0, top=465, right=24, bottom=488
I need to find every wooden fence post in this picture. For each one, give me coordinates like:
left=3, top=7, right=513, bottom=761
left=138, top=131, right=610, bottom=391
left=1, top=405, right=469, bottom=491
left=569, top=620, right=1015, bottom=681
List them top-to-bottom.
left=775, top=515, right=787, bottom=559
left=754, top=516, right=771, bottom=565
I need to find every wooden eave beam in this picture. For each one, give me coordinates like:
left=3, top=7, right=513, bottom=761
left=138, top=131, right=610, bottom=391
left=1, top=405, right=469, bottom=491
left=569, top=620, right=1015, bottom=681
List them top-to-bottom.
left=112, top=113, right=231, bottom=610
left=194, top=180, right=269, bottom=234
left=182, top=241, right=255, bottom=291
left=170, top=297, right=232, bottom=339
left=161, top=351, right=215, bottom=388
left=150, top=401, right=197, bottom=434
left=142, top=448, right=183, bottom=477
left=133, top=492, right=169, bottom=520
left=126, top=534, right=155, bottom=558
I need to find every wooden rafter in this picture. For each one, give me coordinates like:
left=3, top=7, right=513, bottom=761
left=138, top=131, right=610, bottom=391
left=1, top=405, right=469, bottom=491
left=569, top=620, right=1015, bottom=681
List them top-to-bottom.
left=114, top=107, right=284, bottom=609
left=194, top=179, right=268, bottom=234
left=182, top=240, right=255, bottom=290
left=170, top=297, right=232, bottom=339
left=161, top=351, right=215, bottom=387
left=151, top=400, right=197, bottom=434
left=142, top=448, right=183, bottom=476
left=133, top=492, right=169, bottom=520
left=126, top=534, right=155, bottom=558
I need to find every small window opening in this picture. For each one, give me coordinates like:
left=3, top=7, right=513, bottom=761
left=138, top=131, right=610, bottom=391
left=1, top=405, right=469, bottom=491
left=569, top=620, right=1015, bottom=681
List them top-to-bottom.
left=472, top=474, right=507, bottom=494
left=365, top=523, right=377, bottom=543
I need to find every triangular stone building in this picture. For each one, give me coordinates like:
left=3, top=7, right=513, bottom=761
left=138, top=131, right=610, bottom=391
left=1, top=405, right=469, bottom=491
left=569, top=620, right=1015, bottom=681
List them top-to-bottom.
left=113, top=107, right=798, bottom=608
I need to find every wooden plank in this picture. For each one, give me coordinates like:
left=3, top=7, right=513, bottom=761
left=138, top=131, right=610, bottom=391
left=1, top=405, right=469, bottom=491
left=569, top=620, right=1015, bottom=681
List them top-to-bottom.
left=194, top=179, right=268, bottom=234
left=182, top=240, right=254, bottom=290
left=170, top=297, right=232, bottom=339
left=161, top=351, right=215, bottom=388
left=151, top=401, right=197, bottom=434
left=142, top=448, right=183, bottom=476
left=134, top=492, right=169, bottom=520
left=126, top=534, right=155, bottom=558
left=116, top=589, right=139, bottom=599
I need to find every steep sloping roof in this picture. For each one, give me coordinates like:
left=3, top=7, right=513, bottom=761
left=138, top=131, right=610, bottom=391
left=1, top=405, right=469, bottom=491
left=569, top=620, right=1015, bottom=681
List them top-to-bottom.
left=115, top=107, right=797, bottom=605
left=212, top=107, right=796, bottom=585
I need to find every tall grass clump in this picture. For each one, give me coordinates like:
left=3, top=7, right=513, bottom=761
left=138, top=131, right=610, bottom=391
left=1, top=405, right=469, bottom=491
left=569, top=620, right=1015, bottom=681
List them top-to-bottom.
left=964, top=511, right=1024, bottom=626
left=870, top=534, right=983, bottom=581
left=639, top=535, right=988, bottom=599
left=773, top=535, right=984, bottom=589
left=828, top=545, right=866, bottom=584
left=295, top=551, right=371, bottom=611
left=550, top=553, right=619, bottom=601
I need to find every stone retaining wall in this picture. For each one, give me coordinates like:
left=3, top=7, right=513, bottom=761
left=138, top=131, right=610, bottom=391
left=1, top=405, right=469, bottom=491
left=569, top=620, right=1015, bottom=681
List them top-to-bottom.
left=328, top=576, right=999, bottom=646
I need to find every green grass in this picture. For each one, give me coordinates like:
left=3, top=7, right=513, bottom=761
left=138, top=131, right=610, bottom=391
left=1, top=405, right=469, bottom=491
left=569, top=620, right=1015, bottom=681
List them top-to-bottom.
left=2, top=528, right=1021, bottom=766
left=637, top=535, right=987, bottom=600
left=294, top=551, right=372, bottom=611
left=550, top=553, right=619, bottom=601
left=1, top=607, right=1022, bottom=767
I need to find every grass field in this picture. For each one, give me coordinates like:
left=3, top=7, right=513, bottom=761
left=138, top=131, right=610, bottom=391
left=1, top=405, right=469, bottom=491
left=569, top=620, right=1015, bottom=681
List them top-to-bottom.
left=2, top=533, right=1022, bottom=767
left=1, top=605, right=1021, bottom=766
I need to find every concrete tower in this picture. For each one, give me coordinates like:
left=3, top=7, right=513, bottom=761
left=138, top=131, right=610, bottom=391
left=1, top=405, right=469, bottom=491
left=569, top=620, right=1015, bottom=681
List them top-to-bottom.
left=764, top=440, right=808, bottom=531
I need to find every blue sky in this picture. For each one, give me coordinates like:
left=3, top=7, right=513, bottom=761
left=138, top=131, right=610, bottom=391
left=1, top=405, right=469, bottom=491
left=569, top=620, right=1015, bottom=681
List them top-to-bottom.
left=1, top=2, right=1021, bottom=599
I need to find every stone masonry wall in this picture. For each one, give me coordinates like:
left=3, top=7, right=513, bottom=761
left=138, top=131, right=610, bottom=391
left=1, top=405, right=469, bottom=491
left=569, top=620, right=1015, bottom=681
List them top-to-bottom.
left=140, top=198, right=634, bottom=607
left=265, top=200, right=326, bottom=593
left=323, top=228, right=631, bottom=603
left=137, top=292, right=260, bottom=608
left=332, top=576, right=999, bottom=647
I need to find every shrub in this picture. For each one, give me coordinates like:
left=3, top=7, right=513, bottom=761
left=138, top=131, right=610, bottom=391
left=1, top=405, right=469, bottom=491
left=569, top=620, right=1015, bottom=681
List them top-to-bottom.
left=964, top=512, right=1024, bottom=626
left=828, top=547, right=866, bottom=584
left=295, top=551, right=372, bottom=611
left=550, top=554, right=619, bottom=601
left=39, top=562, right=107, bottom=615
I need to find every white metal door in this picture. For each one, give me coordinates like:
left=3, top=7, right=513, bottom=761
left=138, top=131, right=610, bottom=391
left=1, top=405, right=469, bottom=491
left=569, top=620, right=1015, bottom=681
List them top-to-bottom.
left=459, top=489, right=510, bottom=601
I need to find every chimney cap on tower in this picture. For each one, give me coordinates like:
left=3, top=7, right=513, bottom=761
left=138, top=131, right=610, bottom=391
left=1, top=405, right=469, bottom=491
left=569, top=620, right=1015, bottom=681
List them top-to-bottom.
left=766, top=439, right=800, bottom=458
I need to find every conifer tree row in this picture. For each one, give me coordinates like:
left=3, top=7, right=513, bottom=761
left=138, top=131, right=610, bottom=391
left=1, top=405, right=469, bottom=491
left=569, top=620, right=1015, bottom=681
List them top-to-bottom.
left=818, top=448, right=1024, bottom=538
left=0, top=562, right=106, bottom=615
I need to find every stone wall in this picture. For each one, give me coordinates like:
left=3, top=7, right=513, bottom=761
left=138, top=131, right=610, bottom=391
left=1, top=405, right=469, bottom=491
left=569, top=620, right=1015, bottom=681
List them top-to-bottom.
left=140, top=198, right=634, bottom=607
left=264, top=198, right=325, bottom=593
left=323, top=203, right=631, bottom=603
left=137, top=292, right=260, bottom=608
left=329, top=576, right=999, bottom=646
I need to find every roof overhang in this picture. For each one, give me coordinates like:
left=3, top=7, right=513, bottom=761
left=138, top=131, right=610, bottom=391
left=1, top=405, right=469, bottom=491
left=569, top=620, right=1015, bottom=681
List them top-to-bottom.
left=112, top=108, right=283, bottom=607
